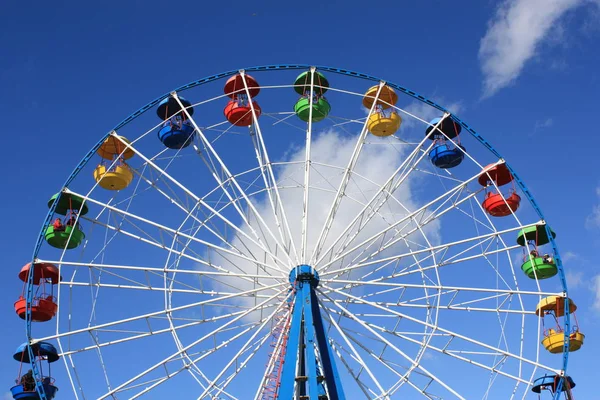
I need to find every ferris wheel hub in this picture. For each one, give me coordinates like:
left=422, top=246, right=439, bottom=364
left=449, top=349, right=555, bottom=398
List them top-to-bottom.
left=289, top=264, right=320, bottom=287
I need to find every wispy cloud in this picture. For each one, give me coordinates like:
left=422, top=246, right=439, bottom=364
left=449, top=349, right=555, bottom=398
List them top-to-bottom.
left=479, top=0, right=584, bottom=97
left=400, top=98, right=464, bottom=129
left=531, top=117, right=554, bottom=136
left=534, top=117, right=554, bottom=131
left=207, top=129, right=442, bottom=314
left=585, top=186, right=600, bottom=228
left=566, top=269, right=584, bottom=289
left=591, top=274, right=600, bottom=310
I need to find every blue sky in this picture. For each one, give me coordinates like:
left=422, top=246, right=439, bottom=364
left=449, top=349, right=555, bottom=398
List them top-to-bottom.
left=2, top=0, right=600, bottom=398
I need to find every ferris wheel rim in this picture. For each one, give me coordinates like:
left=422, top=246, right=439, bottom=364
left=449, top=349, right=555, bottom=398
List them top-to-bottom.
left=23, top=64, right=572, bottom=399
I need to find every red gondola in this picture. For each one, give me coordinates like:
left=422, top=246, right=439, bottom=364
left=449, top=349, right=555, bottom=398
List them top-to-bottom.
left=223, top=73, right=262, bottom=126
left=224, top=74, right=260, bottom=99
left=224, top=100, right=262, bottom=126
left=479, top=163, right=521, bottom=217
left=14, top=263, right=60, bottom=322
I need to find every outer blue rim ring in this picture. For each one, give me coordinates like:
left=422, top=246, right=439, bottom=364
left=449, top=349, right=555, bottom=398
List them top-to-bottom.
left=25, top=64, right=570, bottom=399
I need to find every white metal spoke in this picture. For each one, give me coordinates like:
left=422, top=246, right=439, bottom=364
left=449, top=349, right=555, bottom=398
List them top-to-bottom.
left=300, top=67, right=316, bottom=263
left=241, top=70, right=300, bottom=265
left=311, top=81, right=386, bottom=265
left=172, top=93, right=295, bottom=267
left=313, top=115, right=451, bottom=268
left=112, top=133, right=290, bottom=269
left=318, top=162, right=501, bottom=273
left=68, top=189, right=287, bottom=278
left=320, top=222, right=535, bottom=279
left=40, top=282, right=283, bottom=343
left=321, top=283, right=556, bottom=373
left=98, top=286, right=285, bottom=399
left=318, top=288, right=465, bottom=399
left=199, top=291, right=289, bottom=399
left=319, top=301, right=388, bottom=397
left=329, top=306, right=534, bottom=388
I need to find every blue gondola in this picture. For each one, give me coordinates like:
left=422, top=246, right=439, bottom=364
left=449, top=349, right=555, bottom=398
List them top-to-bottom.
left=156, top=96, right=194, bottom=120
left=157, top=96, right=196, bottom=149
left=425, top=116, right=461, bottom=140
left=158, top=118, right=195, bottom=149
left=429, top=143, right=465, bottom=169
left=10, top=342, right=59, bottom=400
left=13, top=342, right=59, bottom=364
left=531, top=375, right=576, bottom=394
left=10, top=381, right=58, bottom=400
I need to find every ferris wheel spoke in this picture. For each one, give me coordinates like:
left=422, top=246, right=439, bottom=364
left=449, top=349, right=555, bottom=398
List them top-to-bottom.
left=299, top=67, right=317, bottom=263
left=240, top=71, right=300, bottom=265
left=310, top=82, right=389, bottom=266
left=172, top=94, right=295, bottom=267
left=313, top=115, right=450, bottom=269
left=111, top=133, right=290, bottom=270
left=318, top=146, right=487, bottom=275
left=132, top=166, right=276, bottom=271
left=321, top=177, right=484, bottom=275
left=69, top=190, right=287, bottom=278
left=78, top=214, right=287, bottom=292
left=320, top=222, right=534, bottom=280
left=324, top=244, right=522, bottom=307
left=45, top=260, right=281, bottom=282
left=323, top=279, right=556, bottom=311
left=39, top=282, right=284, bottom=344
left=320, top=283, right=556, bottom=373
left=97, top=287, right=285, bottom=399
left=317, top=289, right=466, bottom=399
left=199, top=292, right=290, bottom=399
left=318, top=299, right=389, bottom=398
left=253, top=302, right=294, bottom=400
left=326, top=305, right=534, bottom=390
left=58, top=309, right=267, bottom=358
left=113, top=319, right=262, bottom=399
left=134, top=325, right=273, bottom=400
left=328, top=331, right=436, bottom=399
left=206, top=333, right=273, bottom=400
left=326, top=341, right=376, bottom=399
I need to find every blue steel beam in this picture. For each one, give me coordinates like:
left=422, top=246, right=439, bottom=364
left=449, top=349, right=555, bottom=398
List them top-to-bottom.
left=277, top=266, right=345, bottom=399
left=301, top=282, right=321, bottom=399
left=279, top=289, right=304, bottom=399
left=311, top=290, right=345, bottom=400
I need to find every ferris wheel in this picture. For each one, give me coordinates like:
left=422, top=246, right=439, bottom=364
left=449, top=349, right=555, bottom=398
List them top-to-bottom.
left=10, top=65, right=584, bottom=400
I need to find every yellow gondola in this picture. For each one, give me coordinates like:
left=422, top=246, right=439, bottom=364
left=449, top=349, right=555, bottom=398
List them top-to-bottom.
left=362, top=85, right=398, bottom=110
left=363, top=85, right=401, bottom=137
left=367, top=112, right=402, bottom=137
left=93, top=135, right=135, bottom=190
left=97, top=135, right=134, bottom=160
left=93, top=164, right=134, bottom=190
left=535, top=296, right=577, bottom=317
left=542, top=329, right=585, bottom=353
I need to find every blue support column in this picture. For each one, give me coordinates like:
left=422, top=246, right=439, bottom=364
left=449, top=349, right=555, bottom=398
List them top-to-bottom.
left=276, top=265, right=346, bottom=400
left=301, top=283, right=320, bottom=399
left=311, top=290, right=345, bottom=400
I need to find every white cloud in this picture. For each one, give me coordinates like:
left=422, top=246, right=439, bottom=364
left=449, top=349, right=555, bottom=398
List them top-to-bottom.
left=479, top=0, right=584, bottom=97
left=400, top=99, right=464, bottom=130
left=533, top=117, right=554, bottom=133
left=206, top=129, right=441, bottom=314
left=585, top=186, right=600, bottom=228
left=562, top=251, right=579, bottom=263
left=566, top=270, right=584, bottom=289
left=591, top=274, right=600, bottom=310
